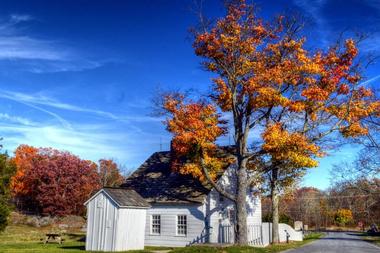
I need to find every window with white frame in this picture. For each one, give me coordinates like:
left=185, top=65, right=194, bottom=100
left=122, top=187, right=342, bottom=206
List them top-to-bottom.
left=151, top=215, right=161, bottom=235
left=177, top=215, right=187, bottom=236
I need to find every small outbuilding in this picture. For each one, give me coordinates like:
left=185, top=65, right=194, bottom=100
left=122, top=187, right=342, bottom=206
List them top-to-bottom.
left=84, top=187, right=150, bottom=252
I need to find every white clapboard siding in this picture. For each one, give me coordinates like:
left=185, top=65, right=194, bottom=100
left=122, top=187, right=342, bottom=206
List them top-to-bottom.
left=204, top=165, right=262, bottom=243
left=86, top=192, right=118, bottom=251
left=247, top=197, right=262, bottom=225
left=144, top=204, right=205, bottom=247
left=115, top=208, right=147, bottom=250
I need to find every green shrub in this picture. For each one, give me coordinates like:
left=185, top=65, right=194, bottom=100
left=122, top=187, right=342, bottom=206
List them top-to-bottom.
left=0, top=153, right=16, bottom=232
left=0, top=197, right=10, bottom=232
left=263, top=213, right=294, bottom=226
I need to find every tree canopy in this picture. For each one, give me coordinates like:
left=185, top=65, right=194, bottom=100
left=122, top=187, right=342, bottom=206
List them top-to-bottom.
left=161, top=0, right=380, bottom=244
left=11, top=145, right=101, bottom=216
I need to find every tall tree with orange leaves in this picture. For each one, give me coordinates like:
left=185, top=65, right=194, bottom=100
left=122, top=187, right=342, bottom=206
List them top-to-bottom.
left=161, top=1, right=379, bottom=244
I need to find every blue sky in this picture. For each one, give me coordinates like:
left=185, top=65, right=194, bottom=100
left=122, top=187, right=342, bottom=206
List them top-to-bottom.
left=0, top=0, right=378, bottom=189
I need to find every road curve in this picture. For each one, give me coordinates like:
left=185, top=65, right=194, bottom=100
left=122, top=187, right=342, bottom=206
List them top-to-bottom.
left=285, top=232, right=380, bottom=253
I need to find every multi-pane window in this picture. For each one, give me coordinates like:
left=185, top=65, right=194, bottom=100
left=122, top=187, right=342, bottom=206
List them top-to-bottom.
left=151, top=215, right=161, bottom=235
left=177, top=215, right=187, bottom=236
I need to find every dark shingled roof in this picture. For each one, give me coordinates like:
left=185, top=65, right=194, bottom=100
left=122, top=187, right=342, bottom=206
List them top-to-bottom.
left=121, top=147, right=235, bottom=204
left=103, top=188, right=150, bottom=208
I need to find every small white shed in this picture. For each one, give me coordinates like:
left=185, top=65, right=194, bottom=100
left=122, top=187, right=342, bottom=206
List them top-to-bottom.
left=85, top=188, right=150, bottom=252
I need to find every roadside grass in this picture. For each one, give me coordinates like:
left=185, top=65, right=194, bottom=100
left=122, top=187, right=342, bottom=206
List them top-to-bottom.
left=0, top=224, right=323, bottom=253
left=361, top=232, right=380, bottom=246
left=169, top=233, right=324, bottom=253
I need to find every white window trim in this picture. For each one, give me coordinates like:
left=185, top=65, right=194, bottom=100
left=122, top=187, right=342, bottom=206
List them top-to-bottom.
left=150, top=214, right=161, bottom=235
left=176, top=215, right=187, bottom=237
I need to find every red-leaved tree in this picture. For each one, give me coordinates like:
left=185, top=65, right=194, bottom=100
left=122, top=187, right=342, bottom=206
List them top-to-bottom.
left=11, top=145, right=100, bottom=216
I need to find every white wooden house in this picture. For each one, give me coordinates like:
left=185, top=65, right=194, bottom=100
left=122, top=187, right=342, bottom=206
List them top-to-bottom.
left=85, top=147, right=301, bottom=251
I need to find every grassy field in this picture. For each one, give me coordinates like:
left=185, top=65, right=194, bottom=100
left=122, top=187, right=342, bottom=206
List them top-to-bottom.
left=0, top=224, right=323, bottom=253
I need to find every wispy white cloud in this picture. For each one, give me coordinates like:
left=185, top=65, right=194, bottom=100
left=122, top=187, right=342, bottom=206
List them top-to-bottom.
left=292, top=0, right=330, bottom=46
left=293, top=0, right=327, bottom=25
left=293, top=0, right=380, bottom=52
left=0, top=14, right=103, bottom=72
left=9, top=14, right=34, bottom=23
left=359, top=33, right=380, bottom=53
left=0, top=36, right=68, bottom=61
left=360, top=74, right=380, bottom=86
left=0, top=89, right=162, bottom=128
left=0, top=89, right=117, bottom=118
left=0, top=90, right=72, bottom=128
left=0, top=113, right=35, bottom=125
left=0, top=116, right=166, bottom=166
left=0, top=123, right=128, bottom=161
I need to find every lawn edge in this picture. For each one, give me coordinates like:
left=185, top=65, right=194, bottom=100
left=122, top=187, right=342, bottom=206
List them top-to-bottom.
left=278, top=233, right=325, bottom=253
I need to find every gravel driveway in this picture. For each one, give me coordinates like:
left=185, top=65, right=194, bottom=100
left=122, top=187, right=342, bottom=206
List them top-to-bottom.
left=286, top=232, right=380, bottom=253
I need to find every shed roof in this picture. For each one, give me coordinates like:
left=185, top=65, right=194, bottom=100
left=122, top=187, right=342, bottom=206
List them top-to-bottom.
left=121, top=147, right=235, bottom=204
left=85, top=188, right=151, bottom=208
left=103, top=188, right=151, bottom=208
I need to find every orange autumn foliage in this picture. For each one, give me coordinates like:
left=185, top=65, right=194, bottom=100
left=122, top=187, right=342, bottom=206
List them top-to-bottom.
left=160, top=0, right=379, bottom=202
left=162, top=0, right=380, bottom=244
left=162, top=1, right=379, bottom=177
left=191, top=1, right=378, bottom=169
left=163, top=94, right=231, bottom=181
left=262, top=123, right=323, bottom=168
left=10, top=145, right=38, bottom=196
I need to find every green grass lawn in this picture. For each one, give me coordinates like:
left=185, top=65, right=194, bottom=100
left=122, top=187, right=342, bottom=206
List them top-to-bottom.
left=0, top=224, right=323, bottom=253
left=0, top=224, right=151, bottom=253
left=169, top=233, right=323, bottom=253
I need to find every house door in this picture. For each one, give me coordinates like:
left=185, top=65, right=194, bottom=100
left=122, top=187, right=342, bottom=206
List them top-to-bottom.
left=97, top=196, right=115, bottom=251
left=104, top=208, right=115, bottom=251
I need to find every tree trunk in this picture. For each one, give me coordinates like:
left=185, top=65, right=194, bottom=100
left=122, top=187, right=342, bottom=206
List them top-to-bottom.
left=235, top=165, right=248, bottom=245
left=271, top=168, right=280, bottom=244
left=271, top=189, right=280, bottom=243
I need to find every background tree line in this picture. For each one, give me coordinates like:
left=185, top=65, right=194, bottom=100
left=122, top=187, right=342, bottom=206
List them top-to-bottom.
left=0, top=144, right=126, bottom=231
left=262, top=148, right=380, bottom=229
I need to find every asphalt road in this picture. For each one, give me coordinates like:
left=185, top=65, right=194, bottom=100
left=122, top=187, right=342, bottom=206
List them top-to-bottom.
left=286, top=232, right=380, bottom=253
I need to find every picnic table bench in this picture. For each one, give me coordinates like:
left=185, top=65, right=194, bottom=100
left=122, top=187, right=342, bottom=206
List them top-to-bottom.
left=43, top=233, right=64, bottom=244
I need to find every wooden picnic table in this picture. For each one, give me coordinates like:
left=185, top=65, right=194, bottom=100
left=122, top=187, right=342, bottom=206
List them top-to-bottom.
left=44, top=233, right=63, bottom=244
